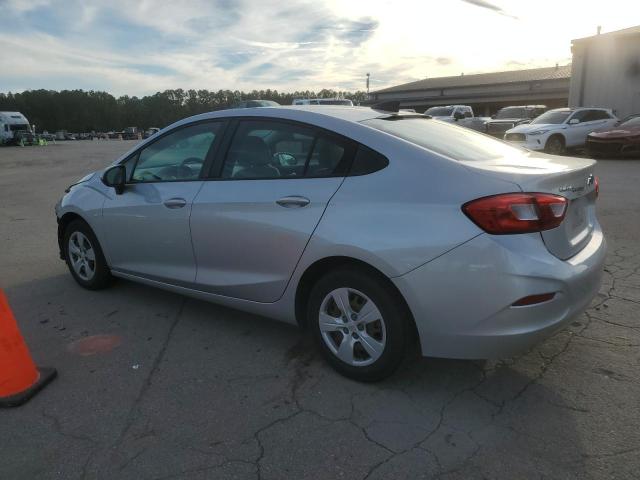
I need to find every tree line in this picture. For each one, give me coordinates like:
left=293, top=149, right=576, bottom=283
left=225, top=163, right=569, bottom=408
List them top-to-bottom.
left=0, top=89, right=369, bottom=133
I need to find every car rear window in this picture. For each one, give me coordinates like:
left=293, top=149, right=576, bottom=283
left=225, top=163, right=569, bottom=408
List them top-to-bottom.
left=362, top=117, right=523, bottom=161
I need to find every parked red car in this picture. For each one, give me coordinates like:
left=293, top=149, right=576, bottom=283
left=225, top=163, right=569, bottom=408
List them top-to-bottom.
left=587, top=114, right=640, bottom=158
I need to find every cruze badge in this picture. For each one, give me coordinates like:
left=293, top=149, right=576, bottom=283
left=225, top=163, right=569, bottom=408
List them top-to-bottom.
left=559, top=185, right=585, bottom=193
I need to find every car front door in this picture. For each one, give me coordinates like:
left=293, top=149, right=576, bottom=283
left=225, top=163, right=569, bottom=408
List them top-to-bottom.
left=564, top=110, right=607, bottom=147
left=190, top=118, right=355, bottom=302
left=101, top=120, right=225, bottom=285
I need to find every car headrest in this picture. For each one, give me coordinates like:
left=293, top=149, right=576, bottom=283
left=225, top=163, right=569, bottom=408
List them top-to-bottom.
left=229, top=136, right=271, bottom=166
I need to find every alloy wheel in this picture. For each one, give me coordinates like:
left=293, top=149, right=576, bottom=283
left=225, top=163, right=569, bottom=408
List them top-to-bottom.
left=547, top=137, right=564, bottom=155
left=68, top=231, right=96, bottom=281
left=318, top=288, right=387, bottom=366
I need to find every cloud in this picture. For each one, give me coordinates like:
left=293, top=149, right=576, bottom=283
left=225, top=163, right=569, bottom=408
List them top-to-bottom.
left=2, top=0, right=603, bottom=96
left=460, top=0, right=518, bottom=19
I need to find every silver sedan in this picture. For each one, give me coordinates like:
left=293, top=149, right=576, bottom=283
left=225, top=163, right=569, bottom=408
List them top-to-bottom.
left=55, top=106, right=606, bottom=381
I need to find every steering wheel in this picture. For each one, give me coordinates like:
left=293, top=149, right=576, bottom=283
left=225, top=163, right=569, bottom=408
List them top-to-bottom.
left=273, top=151, right=297, bottom=166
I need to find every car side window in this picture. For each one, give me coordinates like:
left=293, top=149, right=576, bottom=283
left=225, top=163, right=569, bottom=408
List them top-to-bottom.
left=568, top=110, right=591, bottom=124
left=584, top=110, right=610, bottom=121
left=220, top=120, right=354, bottom=180
left=221, top=120, right=315, bottom=179
left=131, top=122, right=221, bottom=182
left=305, top=136, right=351, bottom=177
left=349, top=145, right=389, bottom=176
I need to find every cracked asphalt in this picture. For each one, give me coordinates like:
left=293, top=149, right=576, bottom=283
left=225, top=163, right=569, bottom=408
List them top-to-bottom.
left=1, top=141, right=638, bottom=480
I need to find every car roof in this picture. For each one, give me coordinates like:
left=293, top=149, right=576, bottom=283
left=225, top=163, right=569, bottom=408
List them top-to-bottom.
left=176, top=105, right=405, bottom=126
left=426, top=105, right=467, bottom=108
left=500, top=105, right=546, bottom=109
left=549, top=107, right=612, bottom=113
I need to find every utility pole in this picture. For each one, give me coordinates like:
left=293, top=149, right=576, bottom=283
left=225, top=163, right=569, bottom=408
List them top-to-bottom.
left=366, top=73, right=370, bottom=95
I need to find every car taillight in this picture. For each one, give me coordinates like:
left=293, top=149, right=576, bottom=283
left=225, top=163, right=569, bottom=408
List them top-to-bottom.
left=594, top=176, right=599, bottom=198
left=462, top=193, right=567, bottom=234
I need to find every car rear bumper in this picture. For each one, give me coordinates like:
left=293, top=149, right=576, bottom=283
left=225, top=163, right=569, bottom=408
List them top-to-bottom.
left=587, top=138, right=640, bottom=156
left=392, top=228, right=606, bottom=359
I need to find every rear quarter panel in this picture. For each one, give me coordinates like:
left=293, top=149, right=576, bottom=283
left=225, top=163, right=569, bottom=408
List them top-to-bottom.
left=296, top=125, right=525, bottom=278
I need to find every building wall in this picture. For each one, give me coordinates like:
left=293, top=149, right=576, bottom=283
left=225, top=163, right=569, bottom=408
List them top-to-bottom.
left=570, top=33, right=640, bottom=118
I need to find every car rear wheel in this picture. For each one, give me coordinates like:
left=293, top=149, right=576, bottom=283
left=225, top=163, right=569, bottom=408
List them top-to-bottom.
left=545, top=135, right=565, bottom=155
left=63, top=219, right=112, bottom=290
left=308, top=268, right=409, bottom=381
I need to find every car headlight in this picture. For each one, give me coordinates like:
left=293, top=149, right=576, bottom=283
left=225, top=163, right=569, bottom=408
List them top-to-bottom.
left=527, top=130, right=549, bottom=136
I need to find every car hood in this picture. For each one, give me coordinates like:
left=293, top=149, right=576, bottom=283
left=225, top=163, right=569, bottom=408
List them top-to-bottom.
left=431, top=116, right=455, bottom=121
left=508, top=123, right=564, bottom=133
left=588, top=126, right=640, bottom=139
left=65, top=172, right=97, bottom=192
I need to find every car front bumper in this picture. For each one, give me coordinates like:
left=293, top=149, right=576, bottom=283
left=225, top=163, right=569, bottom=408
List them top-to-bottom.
left=505, top=135, right=546, bottom=151
left=392, top=228, right=606, bottom=359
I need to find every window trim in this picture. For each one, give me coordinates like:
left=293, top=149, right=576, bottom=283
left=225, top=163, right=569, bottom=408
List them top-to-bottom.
left=114, top=115, right=389, bottom=184
left=205, top=116, right=357, bottom=181
left=119, top=119, right=229, bottom=184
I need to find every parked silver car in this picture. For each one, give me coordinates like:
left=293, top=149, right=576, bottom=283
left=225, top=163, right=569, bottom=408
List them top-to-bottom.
left=56, top=106, right=606, bottom=381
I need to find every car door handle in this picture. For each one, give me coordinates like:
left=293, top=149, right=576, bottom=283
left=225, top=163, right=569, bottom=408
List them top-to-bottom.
left=276, top=196, right=310, bottom=208
left=164, top=198, right=187, bottom=209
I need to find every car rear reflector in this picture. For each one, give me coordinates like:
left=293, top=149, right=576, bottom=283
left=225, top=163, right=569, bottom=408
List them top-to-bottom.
left=462, top=193, right=567, bottom=234
left=512, top=292, right=556, bottom=306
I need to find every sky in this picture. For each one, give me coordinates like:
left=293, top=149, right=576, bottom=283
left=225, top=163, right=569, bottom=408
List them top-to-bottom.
left=0, top=0, right=635, bottom=96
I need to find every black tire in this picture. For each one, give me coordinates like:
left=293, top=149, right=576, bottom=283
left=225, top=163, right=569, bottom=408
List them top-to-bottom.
left=544, top=135, right=565, bottom=155
left=63, top=219, right=112, bottom=290
left=307, top=267, right=410, bottom=382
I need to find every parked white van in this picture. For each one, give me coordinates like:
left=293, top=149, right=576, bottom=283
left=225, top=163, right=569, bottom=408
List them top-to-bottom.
left=0, top=112, right=31, bottom=145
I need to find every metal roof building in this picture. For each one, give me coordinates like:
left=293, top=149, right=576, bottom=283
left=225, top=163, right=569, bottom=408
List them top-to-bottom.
left=569, top=25, right=640, bottom=119
left=369, top=65, right=572, bottom=115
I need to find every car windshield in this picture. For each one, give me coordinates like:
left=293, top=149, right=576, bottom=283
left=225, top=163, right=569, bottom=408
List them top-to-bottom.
left=425, top=107, right=454, bottom=116
left=495, top=107, right=527, bottom=119
left=530, top=110, right=571, bottom=125
left=621, top=116, right=640, bottom=128
left=363, top=117, right=524, bottom=161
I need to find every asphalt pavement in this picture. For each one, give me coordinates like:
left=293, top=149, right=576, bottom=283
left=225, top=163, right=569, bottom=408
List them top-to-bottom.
left=0, top=140, right=638, bottom=479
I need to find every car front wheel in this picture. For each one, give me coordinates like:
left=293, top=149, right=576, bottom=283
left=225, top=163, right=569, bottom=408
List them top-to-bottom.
left=545, top=135, right=565, bottom=155
left=63, top=219, right=112, bottom=290
left=308, top=268, right=410, bottom=381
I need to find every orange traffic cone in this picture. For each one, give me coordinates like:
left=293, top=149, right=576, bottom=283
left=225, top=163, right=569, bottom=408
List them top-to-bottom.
left=0, top=290, right=56, bottom=407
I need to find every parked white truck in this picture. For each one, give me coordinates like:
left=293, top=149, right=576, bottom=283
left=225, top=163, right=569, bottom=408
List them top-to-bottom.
left=424, top=105, right=489, bottom=132
left=0, top=111, right=32, bottom=145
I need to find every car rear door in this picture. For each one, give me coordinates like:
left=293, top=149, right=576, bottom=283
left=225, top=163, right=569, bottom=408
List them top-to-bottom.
left=565, top=110, right=612, bottom=147
left=190, top=118, right=355, bottom=302
left=101, top=120, right=225, bottom=285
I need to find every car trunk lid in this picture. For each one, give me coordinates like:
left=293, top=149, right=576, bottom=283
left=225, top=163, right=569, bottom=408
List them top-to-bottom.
left=460, top=152, right=598, bottom=260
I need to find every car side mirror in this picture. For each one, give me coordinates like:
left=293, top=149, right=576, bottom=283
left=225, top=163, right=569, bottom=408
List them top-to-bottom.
left=454, top=111, right=464, bottom=121
left=491, top=114, right=496, bottom=119
left=568, top=119, right=580, bottom=125
left=103, top=165, right=126, bottom=194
